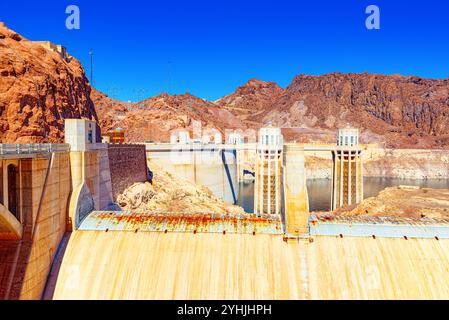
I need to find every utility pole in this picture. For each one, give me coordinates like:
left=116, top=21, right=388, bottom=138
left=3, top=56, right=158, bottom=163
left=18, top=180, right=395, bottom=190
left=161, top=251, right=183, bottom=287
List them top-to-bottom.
left=89, top=49, right=94, bottom=86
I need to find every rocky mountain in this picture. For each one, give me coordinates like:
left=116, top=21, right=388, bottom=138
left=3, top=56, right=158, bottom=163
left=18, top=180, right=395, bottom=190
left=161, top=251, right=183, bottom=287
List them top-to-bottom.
left=0, top=23, right=99, bottom=143
left=3, top=23, right=448, bottom=148
left=96, top=73, right=449, bottom=148
left=218, top=73, right=449, bottom=148
left=215, top=79, right=284, bottom=126
left=91, top=88, right=131, bottom=135
left=94, top=90, right=244, bottom=142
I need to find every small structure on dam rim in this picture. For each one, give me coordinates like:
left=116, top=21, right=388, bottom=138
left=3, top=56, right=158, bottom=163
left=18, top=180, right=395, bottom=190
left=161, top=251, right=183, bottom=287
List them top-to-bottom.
left=331, top=126, right=363, bottom=211
left=102, top=127, right=126, bottom=145
left=254, top=127, right=283, bottom=216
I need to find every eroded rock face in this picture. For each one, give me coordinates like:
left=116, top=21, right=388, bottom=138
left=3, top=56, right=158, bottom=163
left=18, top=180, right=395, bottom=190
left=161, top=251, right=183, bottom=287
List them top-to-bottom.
left=5, top=22, right=447, bottom=149
left=0, top=23, right=99, bottom=143
left=93, top=73, right=449, bottom=148
left=270, top=73, right=449, bottom=148
left=217, top=74, right=449, bottom=148
left=215, top=79, right=284, bottom=125
left=91, top=88, right=131, bottom=137
left=304, top=148, right=449, bottom=180
left=117, top=163, right=245, bottom=214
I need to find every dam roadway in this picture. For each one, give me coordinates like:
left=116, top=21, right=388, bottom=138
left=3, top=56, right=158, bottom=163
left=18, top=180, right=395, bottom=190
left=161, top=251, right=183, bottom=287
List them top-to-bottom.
left=48, top=212, right=449, bottom=300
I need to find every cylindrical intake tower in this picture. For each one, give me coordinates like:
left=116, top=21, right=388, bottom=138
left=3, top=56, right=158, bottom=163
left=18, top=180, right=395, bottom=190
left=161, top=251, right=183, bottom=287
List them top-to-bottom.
left=331, top=126, right=363, bottom=211
left=254, top=127, right=283, bottom=216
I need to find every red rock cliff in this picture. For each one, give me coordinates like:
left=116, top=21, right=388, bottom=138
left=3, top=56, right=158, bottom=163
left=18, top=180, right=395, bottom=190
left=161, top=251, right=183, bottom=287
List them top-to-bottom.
left=0, top=23, right=99, bottom=143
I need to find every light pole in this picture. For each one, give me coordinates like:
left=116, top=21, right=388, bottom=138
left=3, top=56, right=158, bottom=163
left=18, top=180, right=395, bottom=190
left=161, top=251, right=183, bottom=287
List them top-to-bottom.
left=89, top=49, right=94, bottom=86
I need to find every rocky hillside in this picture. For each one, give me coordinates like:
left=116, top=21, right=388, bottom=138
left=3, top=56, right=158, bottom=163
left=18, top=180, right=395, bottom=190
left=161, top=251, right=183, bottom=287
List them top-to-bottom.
left=0, top=23, right=99, bottom=143
left=3, top=23, right=448, bottom=148
left=96, top=73, right=449, bottom=147
left=223, top=73, right=449, bottom=148
left=215, top=79, right=284, bottom=126
left=91, top=88, right=131, bottom=134
left=94, top=90, right=244, bottom=142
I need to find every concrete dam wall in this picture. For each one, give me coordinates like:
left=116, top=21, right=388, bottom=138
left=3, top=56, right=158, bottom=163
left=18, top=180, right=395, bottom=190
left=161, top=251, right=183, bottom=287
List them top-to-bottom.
left=3, top=134, right=449, bottom=300
left=0, top=141, right=149, bottom=300
left=146, top=144, right=239, bottom=205
left=0, top=150, right=71, bottom=300
left=51, top=231, right=449, bottom=300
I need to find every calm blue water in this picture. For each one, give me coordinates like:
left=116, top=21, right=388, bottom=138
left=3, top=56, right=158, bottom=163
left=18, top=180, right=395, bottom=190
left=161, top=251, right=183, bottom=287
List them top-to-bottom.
left=238, top=178, right=449, bottom=213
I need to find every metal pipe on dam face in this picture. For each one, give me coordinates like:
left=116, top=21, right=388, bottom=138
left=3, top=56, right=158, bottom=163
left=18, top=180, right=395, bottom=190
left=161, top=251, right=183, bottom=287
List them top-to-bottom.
left=146, top=144, right=239, bottom=205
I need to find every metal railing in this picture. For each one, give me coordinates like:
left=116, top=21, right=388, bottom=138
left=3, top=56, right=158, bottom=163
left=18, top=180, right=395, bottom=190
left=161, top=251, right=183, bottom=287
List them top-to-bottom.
left=0, top=144, right=70, bottom=155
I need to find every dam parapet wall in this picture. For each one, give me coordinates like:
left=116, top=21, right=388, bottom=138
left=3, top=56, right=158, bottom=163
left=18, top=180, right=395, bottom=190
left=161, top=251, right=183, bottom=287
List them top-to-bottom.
left=108, top=144, right=148, bottom=201
left=310, top=214, right=449, bottom=239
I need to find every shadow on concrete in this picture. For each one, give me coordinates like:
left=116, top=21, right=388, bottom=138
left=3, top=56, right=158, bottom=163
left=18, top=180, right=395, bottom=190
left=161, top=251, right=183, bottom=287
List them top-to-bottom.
left=41, top=232, right=72, bottom=300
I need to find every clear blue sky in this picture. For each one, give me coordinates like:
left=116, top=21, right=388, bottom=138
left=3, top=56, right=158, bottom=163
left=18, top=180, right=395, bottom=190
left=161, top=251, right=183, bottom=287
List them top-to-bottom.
left=1, top=0, right=448, bottom=101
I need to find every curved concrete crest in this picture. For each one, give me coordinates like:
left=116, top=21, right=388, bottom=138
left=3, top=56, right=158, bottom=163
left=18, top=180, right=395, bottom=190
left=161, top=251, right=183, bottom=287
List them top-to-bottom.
left=69, top=182, right=95, bottom=230
left=0, top=203, right=23, bottom=240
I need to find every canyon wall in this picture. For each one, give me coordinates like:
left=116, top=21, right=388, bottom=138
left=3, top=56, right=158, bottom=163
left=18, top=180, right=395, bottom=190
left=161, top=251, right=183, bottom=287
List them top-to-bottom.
left=0, top=23, right=99, bottom=143
left=218, top=74, right=449, bottom=149
left=94, top=90, right=245, bottom=143
left=363, top=148, right=449, bottom=179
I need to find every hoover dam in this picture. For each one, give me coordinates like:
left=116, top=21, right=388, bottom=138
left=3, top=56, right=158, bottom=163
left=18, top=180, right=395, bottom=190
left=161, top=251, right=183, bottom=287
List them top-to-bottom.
left=1, top=0, right=449, bottom=303
left=1, top=120, right=449, bottom=300
left=49, top=229, right=449, bottom=300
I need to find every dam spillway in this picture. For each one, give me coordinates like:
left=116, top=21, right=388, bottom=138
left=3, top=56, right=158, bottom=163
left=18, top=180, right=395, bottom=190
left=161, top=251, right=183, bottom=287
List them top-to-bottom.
left=49, top=203, right=449, bottom=300
left=50, top=228, right=449, bottom=300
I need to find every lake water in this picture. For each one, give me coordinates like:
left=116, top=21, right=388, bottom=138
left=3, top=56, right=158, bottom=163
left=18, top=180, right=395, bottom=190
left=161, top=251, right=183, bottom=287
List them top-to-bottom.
left=238, top=178, right=449, bottom=213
